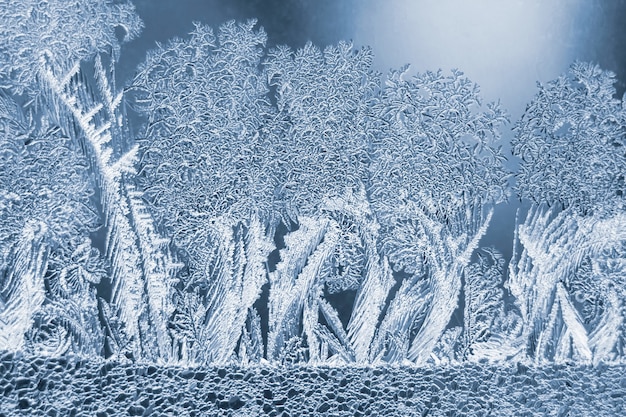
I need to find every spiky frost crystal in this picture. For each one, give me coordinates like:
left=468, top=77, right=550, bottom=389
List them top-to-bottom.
left=0, top=3, right=625, bottom=415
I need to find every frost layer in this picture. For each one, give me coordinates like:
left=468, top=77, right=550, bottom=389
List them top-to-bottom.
left=0, top=354, right=624, bottom=417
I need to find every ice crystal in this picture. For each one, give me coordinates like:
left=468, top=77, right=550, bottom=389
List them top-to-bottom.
left=0, top=0, right=142, bottom=94
left=0, top=3, right=625, bottom=415
left=513, top=61, right=626, bottom=214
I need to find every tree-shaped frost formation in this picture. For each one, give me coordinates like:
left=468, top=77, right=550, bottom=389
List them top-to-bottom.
left=133, top=20, right=276, bottom=365
left=264, top=41, right=385, bottom=364
left=509, top=62, right=626, bottom=364
left=368, top=67, right=509, bottom=364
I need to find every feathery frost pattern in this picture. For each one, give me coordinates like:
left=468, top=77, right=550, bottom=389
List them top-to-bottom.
left=1, top=6, right=626, bottom=413
left=40, top=57, right=175, bottom=362
left=509, top=63, right=626, bottom=365
left=509, top=207, right=626, bottom=364
left=0, top=222, right=48, bottom=352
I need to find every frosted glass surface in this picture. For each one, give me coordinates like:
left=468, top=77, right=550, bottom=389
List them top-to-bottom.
left=1, top=1, right=625, bottom=415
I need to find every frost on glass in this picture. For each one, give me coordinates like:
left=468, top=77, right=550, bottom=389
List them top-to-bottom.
left=0, top=0, right=142, bottom=94
left=0, top=2, right=625, bottom=415
left=133, top=20, right=276, bottom=365
left=510, top=62, right=626, bottom=365
left=367, top=67, right=509, bottom=365
left=0, top=92, right=103, bottom=358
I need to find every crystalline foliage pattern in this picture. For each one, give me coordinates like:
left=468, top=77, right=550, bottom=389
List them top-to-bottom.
left=0, top=4, right=625, bottom=415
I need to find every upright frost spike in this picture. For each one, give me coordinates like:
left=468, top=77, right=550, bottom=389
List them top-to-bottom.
left=132, top=20, right=277, bottom=364
left=40, top=57, right=176, bottom=361
left=126, top=184, right=177, bottom=362
left=321, top=189, right=396, bottom=364
left=509, top=207, right=626, bottom=364
left=191, top=217, right=273, bottom=365
left=241, top=217, right=275, bottom=311
left=267, top=217, right=338, bottom=362
left=0, top=222, right=48, bottom=352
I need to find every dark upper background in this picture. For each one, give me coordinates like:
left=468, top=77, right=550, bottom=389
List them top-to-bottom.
left=119, top=0, right=626, bottom=260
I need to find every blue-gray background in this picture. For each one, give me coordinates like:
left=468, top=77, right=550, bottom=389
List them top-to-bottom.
left=119, top=0, right=626, bottom=263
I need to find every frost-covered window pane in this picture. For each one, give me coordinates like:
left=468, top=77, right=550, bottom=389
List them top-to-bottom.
left=0, top=1, right=624, bottom=415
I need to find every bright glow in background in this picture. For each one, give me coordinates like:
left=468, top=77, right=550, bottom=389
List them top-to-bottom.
left=351, top=0, right=603, bottom=256
left=355, top=0, right=590, bottom=121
